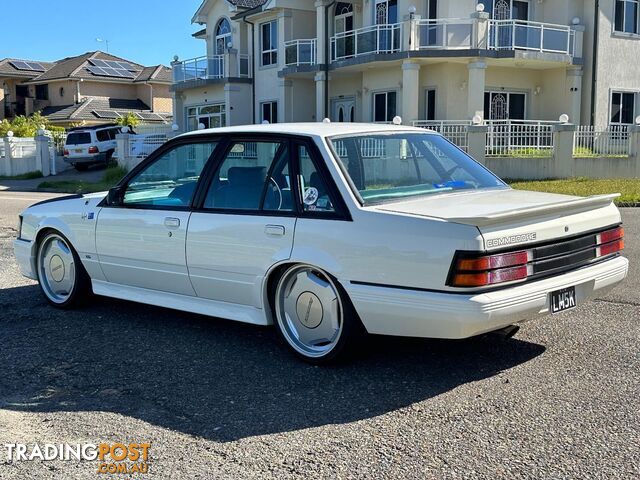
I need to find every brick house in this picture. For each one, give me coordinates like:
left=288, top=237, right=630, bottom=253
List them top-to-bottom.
left=0, top=51, right=173, bottom=127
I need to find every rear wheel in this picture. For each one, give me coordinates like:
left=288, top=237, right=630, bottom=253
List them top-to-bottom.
left=36, top=232, right=90, bottom=308
left=273, top=264, right=360, bottom=363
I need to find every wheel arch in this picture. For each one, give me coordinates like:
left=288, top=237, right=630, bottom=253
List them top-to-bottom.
left=262, top=254, right=348, bottom=326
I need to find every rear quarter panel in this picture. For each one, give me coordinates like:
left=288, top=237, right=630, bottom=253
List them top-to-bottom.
left=291, top=209, right=483, bottom=291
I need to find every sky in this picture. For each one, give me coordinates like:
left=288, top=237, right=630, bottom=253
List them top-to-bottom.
left=0, top=0, right=206, bottom=66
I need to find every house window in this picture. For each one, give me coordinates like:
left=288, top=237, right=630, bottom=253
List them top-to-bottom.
left=477, top=0, right=529, bottom=20
left=615, top=0, right=639, bottom=34
left=215, top=18, right=232, bottom=54
left=260, top=20, right=278, bottom=66
left=35, top=84, right=49, bottom=101
left=425, top=89, right=436, bottom=120
left=373, top=91, right=397, bottom=122
left=484, top=91, right=526, bottom=120
left=610, top=91, right=635, bottom=125
left=261, top=101, right=278, bottom=123
left=186, top=104, right=226, bottom=131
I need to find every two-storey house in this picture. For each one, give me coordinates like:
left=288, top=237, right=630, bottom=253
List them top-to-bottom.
left=171, top=0, right=640, bottom=130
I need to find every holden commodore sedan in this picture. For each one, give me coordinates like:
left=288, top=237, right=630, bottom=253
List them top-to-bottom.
left=14, top=123, right=628, bottom=362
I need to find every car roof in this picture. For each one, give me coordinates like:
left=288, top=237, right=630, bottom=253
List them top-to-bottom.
left=178, top=122, right=438, bottom=139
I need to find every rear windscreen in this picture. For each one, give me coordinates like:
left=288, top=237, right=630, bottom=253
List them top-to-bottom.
left=66, top=132, right=91, bottom=145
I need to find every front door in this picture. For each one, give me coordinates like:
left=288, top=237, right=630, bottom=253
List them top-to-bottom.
left=331, top=97, right=356, bottom=122
left=186, top=139, right=297, bottom=308
left=96, top=141, right=218, bottom=295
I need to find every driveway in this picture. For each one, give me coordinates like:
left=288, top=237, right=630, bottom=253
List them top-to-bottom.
left=0, top=167, right=104, bottom=192
left=0, top=192, right=638, bottom=479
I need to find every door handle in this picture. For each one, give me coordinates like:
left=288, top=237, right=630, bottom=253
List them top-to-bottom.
left=164, top=217, right=181, bottom=229
left=265, top=224, right=285, bottom=236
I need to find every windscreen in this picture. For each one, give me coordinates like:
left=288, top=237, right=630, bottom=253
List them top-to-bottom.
left=66, top=132, right=91, bottom=145
left=329, top=132, right=506, bottom=205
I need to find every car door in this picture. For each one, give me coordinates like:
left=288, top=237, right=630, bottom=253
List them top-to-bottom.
left=186, top=137, right=298, bottom=308
left=96, top=140, right=219, bottom=295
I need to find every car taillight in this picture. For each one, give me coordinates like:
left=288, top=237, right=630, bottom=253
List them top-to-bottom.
left=88, top=146, right=99, bottom=154
left=63, top=149, right=69, bottom=156
left=597, top=226, right=624, bottom=257
left=450, top=250, right=531, bottom=288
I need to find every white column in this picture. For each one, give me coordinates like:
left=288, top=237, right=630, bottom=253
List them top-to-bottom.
left=315, top=0, right=328, bottom=65
left=470, top=11, right=490, bottom=49
left=467, top=60, right=487, bottom=120
left=401, top=61, right=420, bottom=125
left=567, top=67, right=583, bottom=125
left=315, top=72, right=327, bottom=121
left=279, top=79, right=293, bottom=122
left=552, top=123, right=576, bottom=178
left=467, top=125, right=488, bottom=165
left=115, top=133, right=130, bottom=170
left=35, top=134, right=51, bottom=177
left=1, top=137, right=12, bottom=177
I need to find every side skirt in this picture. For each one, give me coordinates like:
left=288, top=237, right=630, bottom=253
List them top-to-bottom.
left=91, top=280, right=270, bottom=326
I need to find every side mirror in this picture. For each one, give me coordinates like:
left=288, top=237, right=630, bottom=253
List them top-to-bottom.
left=106, top=186, right=125, bottom=207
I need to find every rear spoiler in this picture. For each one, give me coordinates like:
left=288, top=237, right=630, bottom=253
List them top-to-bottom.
left=449, top=194, right=620, bottom=227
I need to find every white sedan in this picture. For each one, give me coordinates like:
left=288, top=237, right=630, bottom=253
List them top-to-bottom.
left=14, top=124, right=628, bottom=362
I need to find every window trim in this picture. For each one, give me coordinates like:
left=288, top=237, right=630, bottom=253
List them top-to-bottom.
left=614, top=0, right=640, bottom=35
left=260, top=20, right=278, bottom=67
left=609, top=89, right=637, bottom=125
left=372, top=90, right=398, bottom=123
left=260, top=100, right=278, bottom=124
left=193, top=133, right=352, bottom=221
left=99, top=136, right=225, bottom=211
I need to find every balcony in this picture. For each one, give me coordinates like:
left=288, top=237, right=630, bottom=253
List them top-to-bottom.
left=323, top=17, right=581, bottom=68
left=488, top=20, right=576, bottom=56
left=331, top=23, right=403, bottom=62
left=285, top=39, right=317, bottom=67
left=172, top=54, right=251, bottom=89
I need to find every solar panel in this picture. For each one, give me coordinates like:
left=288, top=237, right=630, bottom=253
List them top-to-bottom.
left=89, top=59, right=110, bottom=68
left=10, top=60, right=45, bottom=72
left=26, top=62, right=45, bottom=72
left=87, top=65, right=136, bottom=79
left=93, top=110, right=121, bottom=119
left=138, top=112, right=165, bottom=121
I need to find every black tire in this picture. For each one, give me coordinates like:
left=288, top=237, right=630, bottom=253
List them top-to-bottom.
left=105, top=150, right=114, bottom=166
left=74, top=164, right=89, bottom=172
left=35, top=231, right=92, bottom=309
left=271, top=264, right=363, bottom=364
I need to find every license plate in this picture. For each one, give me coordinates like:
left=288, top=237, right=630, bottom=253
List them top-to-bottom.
left=75, top=149, right=83, bottom=153
left=550, top=286, right=577, bottom=314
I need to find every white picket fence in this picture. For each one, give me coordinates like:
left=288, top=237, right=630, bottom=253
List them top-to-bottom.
left=413, top=120, right=471, bottom=151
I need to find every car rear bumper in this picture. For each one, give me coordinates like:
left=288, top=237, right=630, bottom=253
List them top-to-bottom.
left=64, top=153, right=107, bottom=164
left=14, top=238, right=36, bottom=280
left=346, top=256, right=629, bottom=339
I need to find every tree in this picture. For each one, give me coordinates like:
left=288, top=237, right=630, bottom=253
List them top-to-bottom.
left=0, top=111, right=52, bottom=137
left=116, top=112, right=140, bottom=128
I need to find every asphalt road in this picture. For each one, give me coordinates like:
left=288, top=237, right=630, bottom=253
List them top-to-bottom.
left=0, top=192, right=638, bottom=479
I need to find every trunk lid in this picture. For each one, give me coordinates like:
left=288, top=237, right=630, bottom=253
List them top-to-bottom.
left=374, top=188, right=621, bottom=250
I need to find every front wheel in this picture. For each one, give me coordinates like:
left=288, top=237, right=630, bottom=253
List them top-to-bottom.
left=36, top=232, right=90, bottom=308
left=273, top=264, right=361, bottom=364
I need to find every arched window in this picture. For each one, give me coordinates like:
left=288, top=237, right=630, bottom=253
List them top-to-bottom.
left=334, top=3, right=354, bottom=58
left=215, top=18, right=232, bottom=55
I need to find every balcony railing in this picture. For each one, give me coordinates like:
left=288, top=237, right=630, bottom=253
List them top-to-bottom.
left=417, top=19, right=474, bottom=50
left=488, top=20, right=576, bottom=55
left=331, top=23, right=403, bottom=61
left=285, top=39, right=317, bottom=66
left=173, top=54, right=252, bottom=84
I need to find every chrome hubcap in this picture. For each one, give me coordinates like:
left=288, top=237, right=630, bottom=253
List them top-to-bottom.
left=37, top=234, right=76, bottom=304
left=275, top=265, right=343, bottom=358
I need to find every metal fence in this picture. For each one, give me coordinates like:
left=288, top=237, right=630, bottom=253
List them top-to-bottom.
left=417, top=18, right=474, bottom=50
left=488, top=20, right=575, bottom=55
left=331, top=23, right=403, bottom=61
left=285, top=39, right=317, bottom=66
left=413, top=120, right=471, bottom=151
left=485, top=120, right=555, bottom=157
left=573, top=125, right=630, bottom=157
left=128, top=133, right=168, bottom=159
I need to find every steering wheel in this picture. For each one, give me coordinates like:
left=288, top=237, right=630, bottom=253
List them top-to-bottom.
left=269, top=177, right=283, bottom=210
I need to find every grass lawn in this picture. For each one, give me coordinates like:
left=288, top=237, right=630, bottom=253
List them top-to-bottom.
left=38, top=166, right=127, bottom=194
left=0, top=171, right=43, bottom=181
left=510, top=178, right=640, bottom=205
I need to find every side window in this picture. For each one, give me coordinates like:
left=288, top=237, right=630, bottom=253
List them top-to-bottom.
left=96, top=130, right=110, bottom=142
left=204, top=140, right=293, bottom=212
left=124, top=142, right=217, bottom=208
left=297, top=145, right=335, bottom=213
